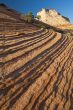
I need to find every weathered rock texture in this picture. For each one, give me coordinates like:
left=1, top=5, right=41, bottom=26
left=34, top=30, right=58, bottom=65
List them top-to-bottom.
left=0, top=3, right=21, bottom=21
left=0, top=4, right=73, bottom=110
left=37, top=8, right=70, bottom=26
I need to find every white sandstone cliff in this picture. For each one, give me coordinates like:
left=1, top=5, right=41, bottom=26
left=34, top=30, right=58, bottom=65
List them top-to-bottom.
left=37, top=8, right=70, bottom=26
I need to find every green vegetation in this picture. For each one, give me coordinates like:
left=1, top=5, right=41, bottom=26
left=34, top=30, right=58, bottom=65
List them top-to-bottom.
left=20, top=12, right=34, bottom=23
left=36, top=15, right=41, bottom=19
left=37, top=24, right=46, bottom=29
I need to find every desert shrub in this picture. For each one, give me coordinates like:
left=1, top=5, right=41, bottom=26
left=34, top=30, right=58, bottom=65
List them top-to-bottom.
left=20, top=12, right=34, bottom=23
left=27, top=12, right=34, bottom=23
left=36, top=15, right=41, bottom=20
left=36, top=23, right=46, bottom=29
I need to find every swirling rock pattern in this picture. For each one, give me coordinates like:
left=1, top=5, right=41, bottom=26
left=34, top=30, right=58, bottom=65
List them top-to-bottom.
left=0, top=24, right=73, bottom=110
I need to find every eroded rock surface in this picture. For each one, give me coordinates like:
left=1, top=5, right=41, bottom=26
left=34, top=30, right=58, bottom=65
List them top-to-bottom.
left=37, top=8, right=70, bottom=26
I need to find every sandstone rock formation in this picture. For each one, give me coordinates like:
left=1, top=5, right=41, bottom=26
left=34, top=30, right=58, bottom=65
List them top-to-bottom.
left=0, top=3, right=21, bottom=21
left=0, top=4, right=73, bottom=110
left=37, top=8, right=70, bottom=26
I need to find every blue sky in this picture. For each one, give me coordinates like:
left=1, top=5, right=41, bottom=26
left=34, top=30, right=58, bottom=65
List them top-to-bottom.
left=0, top=0, right=73, bottom=23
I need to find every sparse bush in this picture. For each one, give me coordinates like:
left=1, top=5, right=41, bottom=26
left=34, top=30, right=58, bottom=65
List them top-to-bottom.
left=20, top=12, right=34, bottom=23
left=27, top=12, right=34, bottom=23
left=20, top=13, right=27, bottom=22
left=36, top=15, right=41, bottom=20
left=36, top=23, right=46, bottom=29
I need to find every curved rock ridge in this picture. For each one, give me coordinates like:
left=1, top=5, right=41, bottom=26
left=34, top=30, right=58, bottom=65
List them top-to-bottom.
left=0, top=3, right=21, bottom=21
left=0, top=3, right=8, bottom=8
left=37, top=8, right=70, bottom=26
left=0, top=25, right=73, bottom=110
